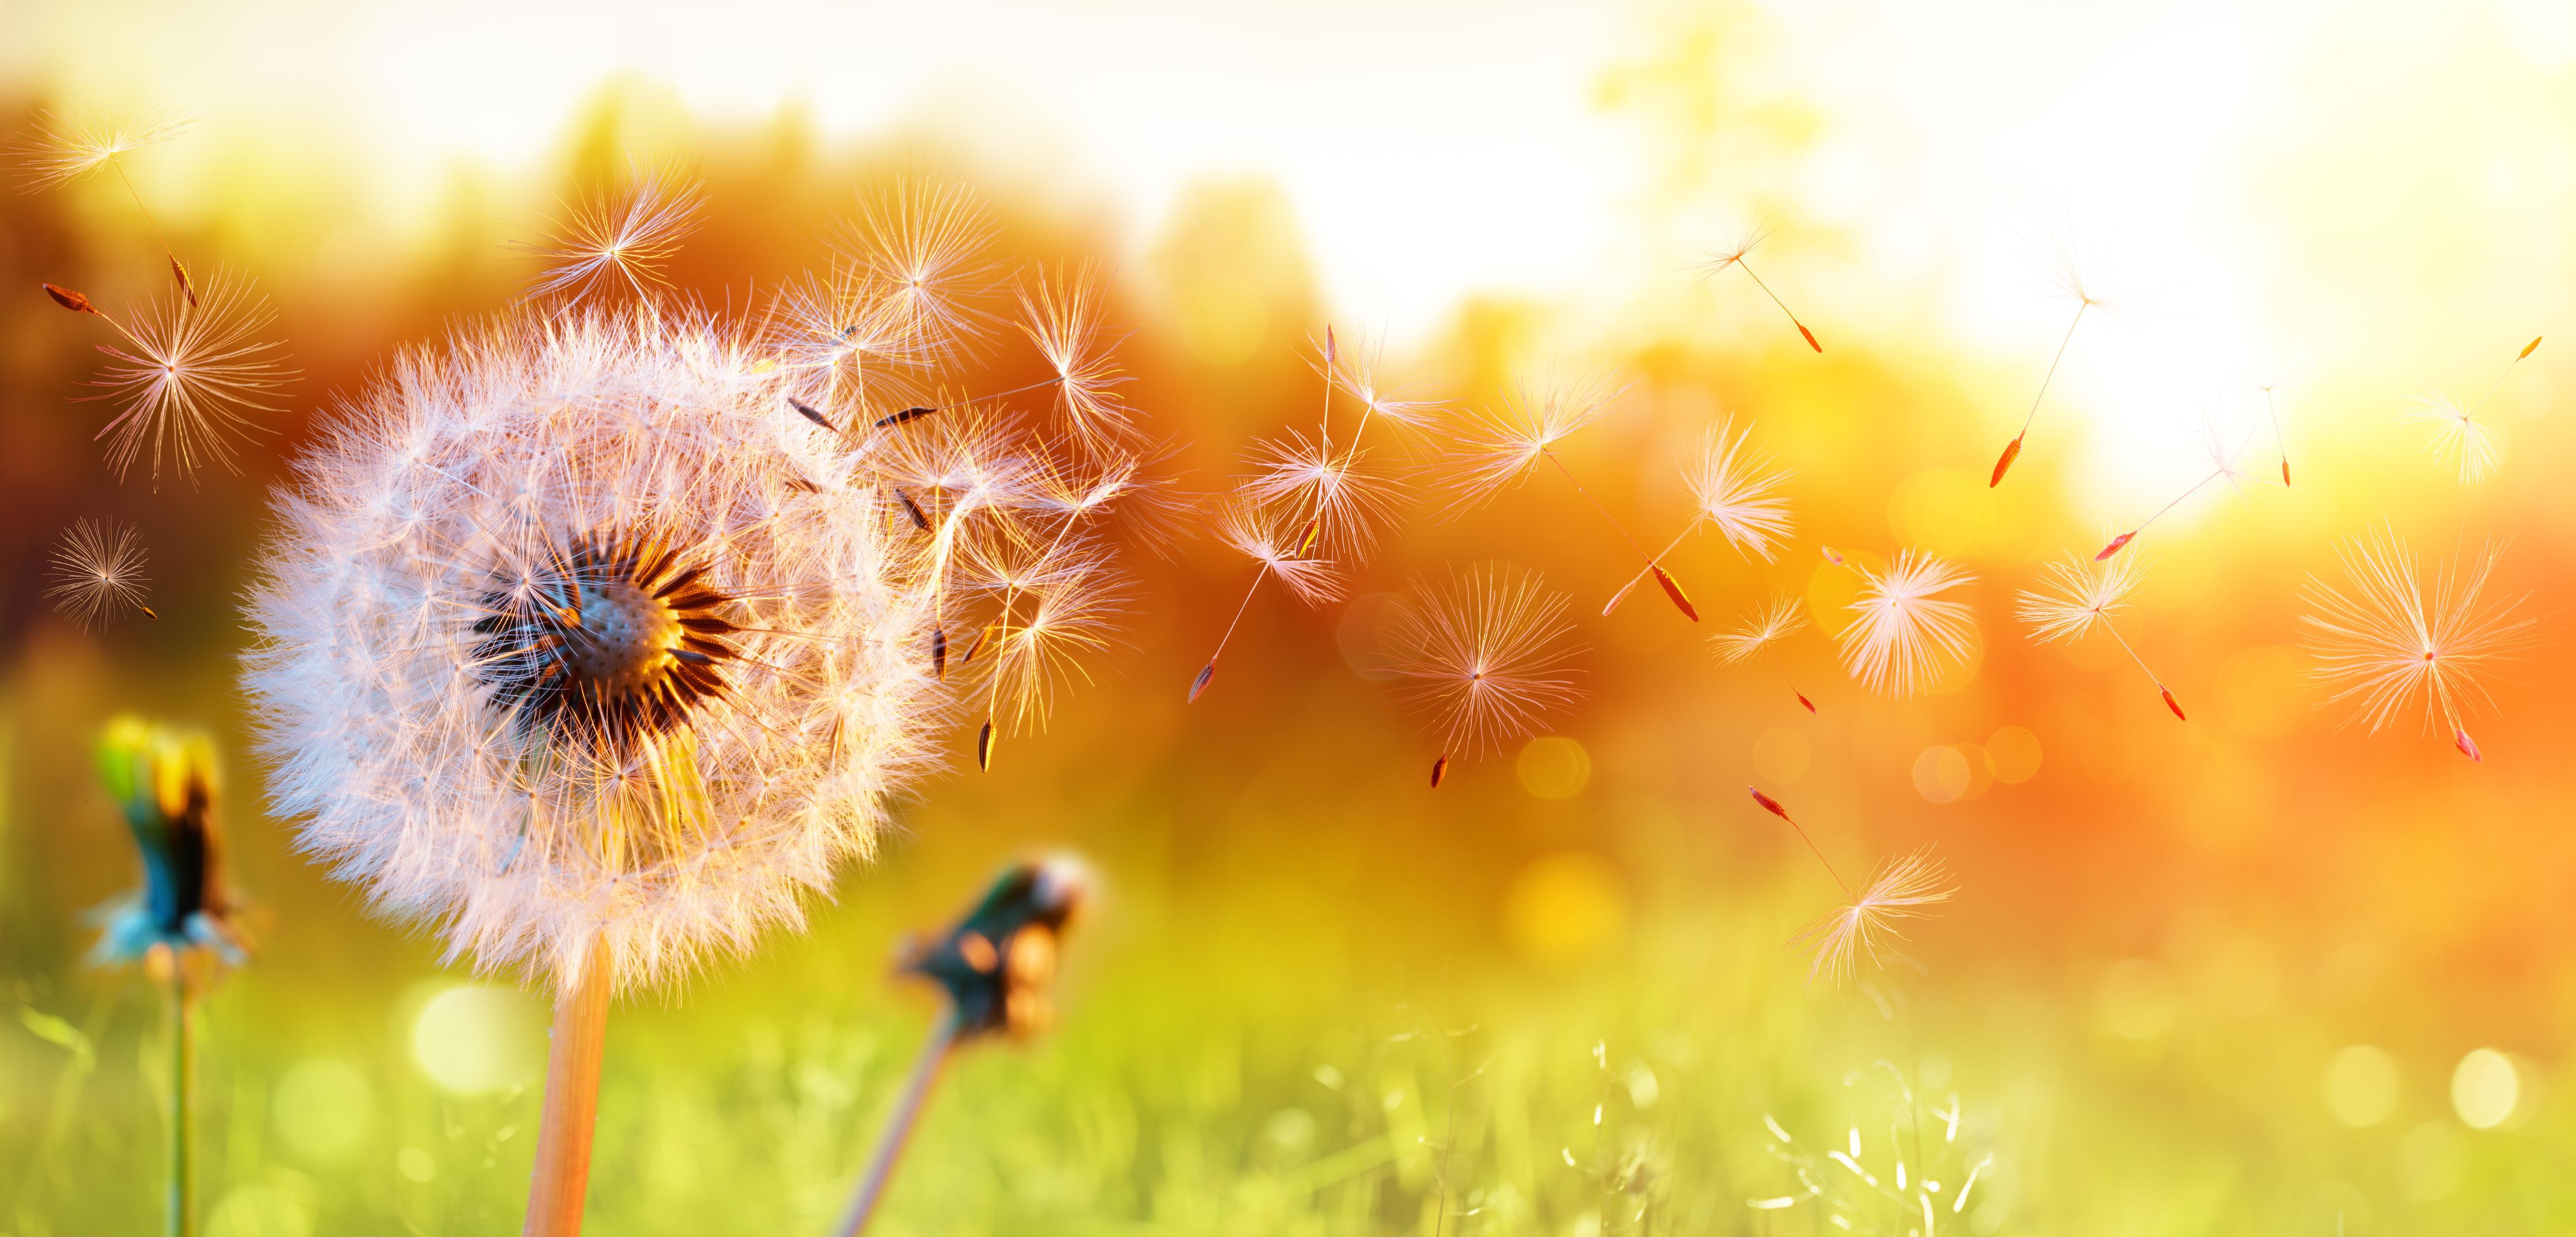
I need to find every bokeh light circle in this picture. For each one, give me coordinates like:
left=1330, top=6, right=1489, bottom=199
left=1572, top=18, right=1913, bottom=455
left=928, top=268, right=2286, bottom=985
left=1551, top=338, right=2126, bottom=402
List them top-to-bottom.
left=1516, top=736, right=1591, bottom=799
left=1500, top=850, right=1627, bottom=966
left=410, top=984, right=543, bottom=1095
left=2451, top=1048, right=2521, bottom=1129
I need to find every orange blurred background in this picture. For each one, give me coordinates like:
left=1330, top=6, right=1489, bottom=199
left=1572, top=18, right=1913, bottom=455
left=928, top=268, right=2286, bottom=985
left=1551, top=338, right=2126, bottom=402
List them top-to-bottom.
left=6, top=1, right=2576, bottom=1232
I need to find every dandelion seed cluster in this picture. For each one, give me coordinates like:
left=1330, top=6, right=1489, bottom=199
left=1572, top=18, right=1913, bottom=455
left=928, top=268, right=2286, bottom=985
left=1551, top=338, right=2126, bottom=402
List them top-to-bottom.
left=243, top=188, right=1143, bottom=992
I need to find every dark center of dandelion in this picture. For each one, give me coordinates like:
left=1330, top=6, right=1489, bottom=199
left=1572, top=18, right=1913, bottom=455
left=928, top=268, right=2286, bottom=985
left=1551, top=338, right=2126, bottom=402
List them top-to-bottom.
left=471, top=532, right=744, bottom=756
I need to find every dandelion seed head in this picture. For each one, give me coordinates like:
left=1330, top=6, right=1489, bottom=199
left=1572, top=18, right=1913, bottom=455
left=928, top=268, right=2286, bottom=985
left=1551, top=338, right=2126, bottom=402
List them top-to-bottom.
left=13, top=108, right=188, bottom=192
left=89, top=270, right=293, bottom=483
left=240, top=303, right=1048, bottom=993
left=1685, top=419, right=1794, bottom=560
left=47, top=517, right=152, bottom=629
left=2301, top=527, right=2531, bottom=740
left=1836, top=550, right=1978, bottom=697
left=1382, top=566, right=1584, bottom=756
left=1791, top=848, right=1955, bottom=986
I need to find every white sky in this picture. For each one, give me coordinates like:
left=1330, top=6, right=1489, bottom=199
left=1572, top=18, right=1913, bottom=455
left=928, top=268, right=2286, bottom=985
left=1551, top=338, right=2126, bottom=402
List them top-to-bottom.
left=9, top=0, right=2573, bottom=511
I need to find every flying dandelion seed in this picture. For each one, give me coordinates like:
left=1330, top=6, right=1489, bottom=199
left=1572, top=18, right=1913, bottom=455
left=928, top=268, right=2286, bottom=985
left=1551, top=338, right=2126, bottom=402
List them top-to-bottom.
left=13, top=108, right=190, bottom=192
left=16, top=108, right=199, bottom=301
left=522, top=172, right=704, bottom=306
left=853, top=179, right=999, bottom=356
left=1694, top=225, right=1822, bottom=352
left=1990, top=235, right=2107, bottom=488
left=767, top=263, right=932, bottom=411
left=1017, top=264, right=1135, bottom=452
left=80, top=271, right=294, bottom=484
left=1278, top=327, right=1431, bottom=560
left=1325, top=333, right=1441, bottom=432
left=1441, top=374, right=1621, bottom=503
left=1445, top=375, right=1699, bottom=621
left=2258, top=381, right=2291, bottom=487
left=2407, top=394, right=2503, bottom=484
left=1605, top=419, right=1793, bottom=616
left=2094, top=423, right=2258, bottom=561
left=1237, top=427, right=1403, bottom=563
left=964, top=469, right=1136, bottom=768
left=1187, top=501, right=1351, bottom=703
left=47, top=517, right=154, bottom=628
left=2301, top=528, right=2532, bottom=761
left=1836, top=550, right=1978, bottom=697
left=2017, top=552, right=2184, bottom=719
left=1383, top=567, right=1582, bottom=786
left=1716, top=595, right=1809, bottom=666
left=1716, top=595, right=1817, bottom=713
left=1744, top=787, right=1855, bottom=896
left=1791, top=849, right=1956, bottom=986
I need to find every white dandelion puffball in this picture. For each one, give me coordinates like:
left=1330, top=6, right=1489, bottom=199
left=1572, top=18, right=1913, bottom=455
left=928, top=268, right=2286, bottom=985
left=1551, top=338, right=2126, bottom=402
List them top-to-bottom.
left=244, top=306, right=950, bottom=992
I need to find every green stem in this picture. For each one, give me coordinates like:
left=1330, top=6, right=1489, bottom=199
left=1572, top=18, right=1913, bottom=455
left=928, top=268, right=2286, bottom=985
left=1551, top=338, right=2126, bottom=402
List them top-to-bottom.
left=166, top=972, right=193, bottom=1237
left=832, top=1004, right=961, bottom=1237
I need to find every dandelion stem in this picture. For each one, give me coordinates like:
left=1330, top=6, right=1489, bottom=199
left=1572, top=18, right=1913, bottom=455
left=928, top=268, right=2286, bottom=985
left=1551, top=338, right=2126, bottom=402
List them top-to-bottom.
left=109, top=158, right=192, bottom=308
left=1737, top=260, right=1821, bottom=352
left=2016, top=303, right=2088, bottom=439
left=2467, top=339, right=2540, bottom=419
left=2262, top=386, right=2290, bottom=486
left=1541, top=450, right=1654, bottom=564
left=2128, top=467, right=2226, bottom=537
left=1602, top=523, right=1698, bottom=616
left=1201, top=568, right=1270, bottom=675
left=2100, top=619, right=2160, bottom=687
left=1785, top=819, right=1854, bottom=900
left=522, top=936, right=611, bottom=1237
left=164, top=968, right=194, bottom=1237
left=832, top=1004, right=961, bottom=1237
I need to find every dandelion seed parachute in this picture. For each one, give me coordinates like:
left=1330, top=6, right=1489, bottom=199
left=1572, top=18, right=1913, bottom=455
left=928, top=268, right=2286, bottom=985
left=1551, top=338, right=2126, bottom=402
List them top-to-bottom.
left=12, top=108, right=189, bottom=192
left=522, top=172, right=704, bottom=306
left=78, top=271, right=294, bottom=484
left=241, top=303, right=963, bottom=993
left=2407, top=394, right=2502, bottom=484
left=1605, top=420, right=1791, bottom=616
left=47, top=517, right=153, bottom=629
left=2301, top=527, right=2532, bottom=760
left=1836, top=549, right=1978, bottom=697
left=2018, top=552, right=2183, bottom=720
left=1383, top=566, right=1582, bottom=779
left=1713, top=595, right=1808, bottom=666
left=1791, top=848, right=1955, bottom=986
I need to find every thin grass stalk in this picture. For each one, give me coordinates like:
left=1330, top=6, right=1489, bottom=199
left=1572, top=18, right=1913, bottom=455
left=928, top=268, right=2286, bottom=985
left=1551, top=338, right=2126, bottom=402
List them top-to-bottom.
left=522, top=936, right=612, bottom=1237
left=164, top=970, right=193, bottom=1237
left=832, top=1004, right=962, bottom=1237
